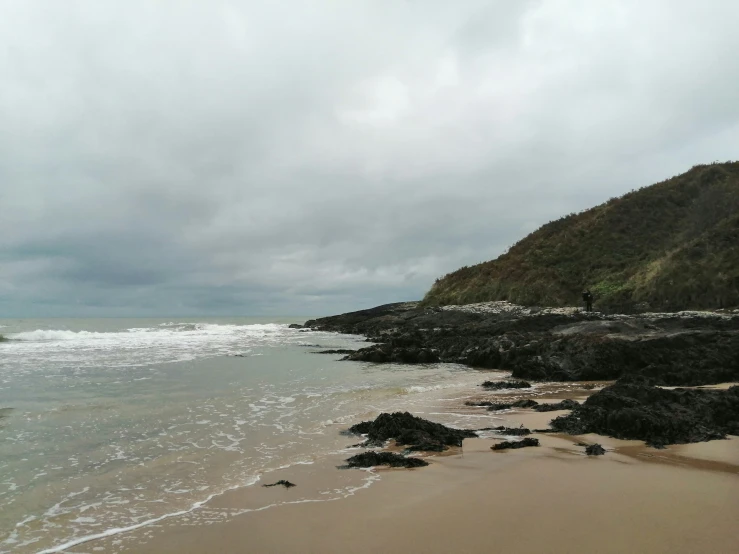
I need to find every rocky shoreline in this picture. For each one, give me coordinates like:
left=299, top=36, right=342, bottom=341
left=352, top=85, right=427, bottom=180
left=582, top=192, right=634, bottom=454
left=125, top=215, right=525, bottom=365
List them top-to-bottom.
left=301, top=301, right=739, bottom=453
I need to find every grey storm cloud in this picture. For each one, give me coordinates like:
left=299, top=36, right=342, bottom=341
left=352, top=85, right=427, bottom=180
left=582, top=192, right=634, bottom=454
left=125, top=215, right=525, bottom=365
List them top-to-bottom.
left=1, top=0, right=738, bottom=316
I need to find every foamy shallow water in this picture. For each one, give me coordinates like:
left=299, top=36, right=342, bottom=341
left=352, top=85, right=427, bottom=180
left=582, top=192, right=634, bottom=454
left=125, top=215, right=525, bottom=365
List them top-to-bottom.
left=0, top=317, right=493, bottom=553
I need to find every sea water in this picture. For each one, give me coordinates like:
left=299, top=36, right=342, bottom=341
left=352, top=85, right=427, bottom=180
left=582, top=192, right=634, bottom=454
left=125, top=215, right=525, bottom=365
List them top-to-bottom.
left=0, top=318, right=490, bottom=553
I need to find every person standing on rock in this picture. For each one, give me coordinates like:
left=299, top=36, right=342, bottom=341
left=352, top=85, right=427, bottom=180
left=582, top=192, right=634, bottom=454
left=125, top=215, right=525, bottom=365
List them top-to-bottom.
left=582, top=290, right=594, bottom=312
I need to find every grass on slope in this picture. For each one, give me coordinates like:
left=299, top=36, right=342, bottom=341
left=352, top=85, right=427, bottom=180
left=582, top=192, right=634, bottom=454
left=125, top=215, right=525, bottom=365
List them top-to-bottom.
left=423, top=162, right=739, bottom=311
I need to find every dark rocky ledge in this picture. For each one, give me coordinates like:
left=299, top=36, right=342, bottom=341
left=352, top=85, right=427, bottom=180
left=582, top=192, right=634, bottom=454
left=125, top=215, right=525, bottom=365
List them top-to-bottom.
left=304, top=302, right=739, bottom=386
left=307, top=302, right=739, bottom=449
left=481, top=380, right=532, bottom=390
left=550, top=381, right=739, bottom=447
left=465, top=399, right=538, bottom=410
left=534, top=399, right=580, bottom=412
left=347, top=412, right=477, bottom=452
left=476, top=426, right=531, bottom=436
left=492, top=438, right=540, bottom=450
left=345, top=452, right=429, bottom=468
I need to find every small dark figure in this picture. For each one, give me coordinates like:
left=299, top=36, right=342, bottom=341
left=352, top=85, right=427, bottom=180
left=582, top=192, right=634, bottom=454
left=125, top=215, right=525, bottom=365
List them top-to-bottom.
left=582, top=289, right=594, bottom=312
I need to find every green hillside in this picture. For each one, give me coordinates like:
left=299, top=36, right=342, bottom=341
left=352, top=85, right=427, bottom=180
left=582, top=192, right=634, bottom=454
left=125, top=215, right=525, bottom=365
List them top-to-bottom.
left=422, top=162, right=739, bottom=312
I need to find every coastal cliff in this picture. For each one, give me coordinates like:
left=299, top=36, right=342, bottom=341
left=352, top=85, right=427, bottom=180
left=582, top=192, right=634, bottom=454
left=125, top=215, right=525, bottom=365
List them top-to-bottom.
left=422, top=162, right=739, bottom=312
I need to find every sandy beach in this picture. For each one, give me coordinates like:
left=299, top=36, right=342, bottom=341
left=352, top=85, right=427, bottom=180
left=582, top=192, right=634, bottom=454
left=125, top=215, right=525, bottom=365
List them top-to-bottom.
left=88, top=385, right=739, bottom=554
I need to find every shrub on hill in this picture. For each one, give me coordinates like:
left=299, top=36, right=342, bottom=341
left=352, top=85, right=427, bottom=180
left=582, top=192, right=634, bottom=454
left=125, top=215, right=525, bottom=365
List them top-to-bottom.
left=423, top=162, right=739, bottom=312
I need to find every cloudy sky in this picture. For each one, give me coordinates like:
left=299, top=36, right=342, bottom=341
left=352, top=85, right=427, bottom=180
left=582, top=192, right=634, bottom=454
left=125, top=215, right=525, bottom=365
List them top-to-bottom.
left=1, top=0, right=738, bottom=317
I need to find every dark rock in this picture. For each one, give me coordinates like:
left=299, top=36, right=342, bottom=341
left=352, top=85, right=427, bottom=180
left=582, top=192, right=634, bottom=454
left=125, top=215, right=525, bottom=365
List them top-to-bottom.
left=306, top=300, right=739, bottom=387
left=305, top=302, right=422, bottom=334
left=288, top=324, right=304, bottom=329
left=507, top=331, right=739, bottom=385
left=345, top=345, right=440, bottom=364
left=312, top=349, right=356, bottom=355
left=481, top=380, right=532, bottom=390
left=550, top=381, right=739, bottom=447
left=485, top=399, right=539, bottom=411
left=512, top=399, right=540, bottom=408
left=534, top=399, right=580, bottom=412
left=466, top=400, right=535, bottom=408
left=346, top=412, right=477, bottom=451
left=476, top=426, right=530, bottom=436
left=496, top=426, right=531, bottom=436
left=396, top=430, right=447, bottom=452
left=362, top=438, right=387, bottom=448
left=491, top=438, right=540, bottom=450
left=402, top=441, right=446, bottom=453
left=585, top=444, right=606, bottom=456
left=345, top=452, right=429, bottom=468
left=263, top=480, right=296, bottom=488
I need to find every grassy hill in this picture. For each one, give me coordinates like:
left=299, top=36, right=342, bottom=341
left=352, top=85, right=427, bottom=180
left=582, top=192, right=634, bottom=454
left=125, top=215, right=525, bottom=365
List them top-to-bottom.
left=422, top=162, right=739, bottom=312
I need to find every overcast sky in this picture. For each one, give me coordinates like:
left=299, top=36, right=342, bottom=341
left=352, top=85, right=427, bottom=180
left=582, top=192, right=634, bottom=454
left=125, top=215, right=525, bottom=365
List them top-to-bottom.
left=1, top=0, right=738, bottom=317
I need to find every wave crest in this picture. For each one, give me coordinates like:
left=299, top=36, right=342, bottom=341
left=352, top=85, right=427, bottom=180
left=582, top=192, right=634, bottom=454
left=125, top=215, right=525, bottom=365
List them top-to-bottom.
left=10, top=329, right=108, bottom=341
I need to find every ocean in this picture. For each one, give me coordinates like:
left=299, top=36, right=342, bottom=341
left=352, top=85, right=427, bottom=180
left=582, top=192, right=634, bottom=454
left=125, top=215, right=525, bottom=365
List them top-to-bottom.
left=0, top=318, right=491, bottom=553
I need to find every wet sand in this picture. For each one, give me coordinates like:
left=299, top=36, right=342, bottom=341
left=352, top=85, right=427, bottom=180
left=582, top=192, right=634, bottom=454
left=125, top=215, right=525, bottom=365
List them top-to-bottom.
left=89, top=385, right=739, bottom=554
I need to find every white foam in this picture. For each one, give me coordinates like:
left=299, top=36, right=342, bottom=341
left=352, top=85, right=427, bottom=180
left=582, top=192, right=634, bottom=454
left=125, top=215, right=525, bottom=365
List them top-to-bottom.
left=2, top=322, right=298, bottom=372
left=10, top=323, right=287, bottom=344
left=11, top=329, right=108, bottom=341
left=403, top=382, right=469, bottom=394
left=229, top=470, right=380, bottom=518
left=36, top=476, right=261, bottom=554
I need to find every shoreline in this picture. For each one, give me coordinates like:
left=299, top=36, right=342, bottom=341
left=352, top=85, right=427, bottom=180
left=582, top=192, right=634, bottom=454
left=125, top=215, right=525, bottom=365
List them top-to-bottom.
left=39, top=302, right=739, bottom=553
left=80, top=375, right=739, bottom=553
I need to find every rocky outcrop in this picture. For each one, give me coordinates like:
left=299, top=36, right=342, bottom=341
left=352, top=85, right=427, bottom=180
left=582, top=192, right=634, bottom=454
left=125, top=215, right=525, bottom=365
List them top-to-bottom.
left=305, top=302, right=739, bottom=387
left=310, top=302, right=739, bottom=454
left=504, top=330, right=739, bottom=384
left=345, top=345, right=440, bottom=364
left=481, top=380, right=531, bottom=390
left=550, top=381, right=739, bottom=447
left=466, top=399, right=538, bottom=410
left=534, top=399, right=580, bottom=412
left=347, top=412, right=477, bottom=451
left=491, top=426, right=531, bottom=436
left=492, top=438, right=540, bottom=450
left=585, top=444, right=606, bottom=456
left=345, top=452, right=429, bottom=468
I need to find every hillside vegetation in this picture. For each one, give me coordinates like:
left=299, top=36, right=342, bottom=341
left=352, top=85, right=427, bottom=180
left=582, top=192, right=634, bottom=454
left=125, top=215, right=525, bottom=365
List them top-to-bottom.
left=422, top=162, right=739, bottom=312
